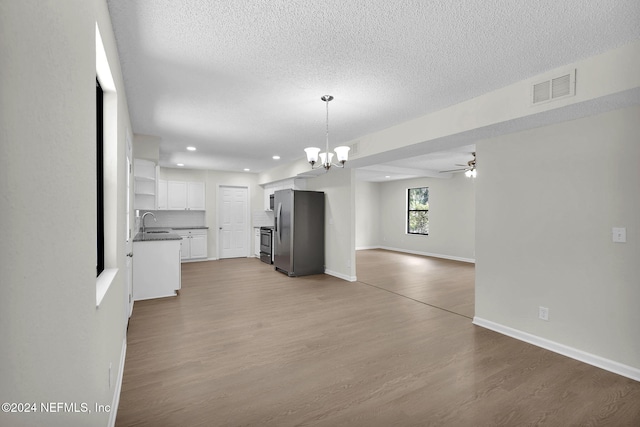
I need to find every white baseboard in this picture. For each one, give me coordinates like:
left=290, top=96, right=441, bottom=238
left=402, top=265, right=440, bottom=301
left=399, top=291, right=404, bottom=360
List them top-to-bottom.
left=355, top=245, right=379, bottom=251
left=377, top=246, right=475, bottom=263
left=325, top=269, right=357, bottom=282
left=473, top=317, right=640, bottom=382
left=108, top=336, right=127, bottom=427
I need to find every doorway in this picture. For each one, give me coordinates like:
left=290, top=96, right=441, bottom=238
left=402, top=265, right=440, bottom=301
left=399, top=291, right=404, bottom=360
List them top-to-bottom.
left=218, top=185, right=249, bottom=259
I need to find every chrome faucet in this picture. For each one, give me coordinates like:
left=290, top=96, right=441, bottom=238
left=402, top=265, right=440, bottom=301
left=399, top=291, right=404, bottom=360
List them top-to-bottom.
left=141, top=212, right=156, bottom=233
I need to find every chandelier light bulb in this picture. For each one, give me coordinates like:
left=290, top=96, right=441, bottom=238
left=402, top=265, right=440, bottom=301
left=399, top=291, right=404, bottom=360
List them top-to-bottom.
left=334, top=146, right=350, bottom=163
left=304, top=147, right=320, bottom=164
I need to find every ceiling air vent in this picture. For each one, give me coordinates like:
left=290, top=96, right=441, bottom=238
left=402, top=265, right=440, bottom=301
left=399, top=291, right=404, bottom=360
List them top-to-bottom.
left=531, top=69, right=576, bottom=105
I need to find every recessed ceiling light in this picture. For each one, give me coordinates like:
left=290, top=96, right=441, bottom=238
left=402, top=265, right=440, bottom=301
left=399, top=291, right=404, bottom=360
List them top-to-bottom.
left=186, top=146, right=196, bottom=151
left=272, top=155, right=280, bottom=160
left=177, top=163, right=184, bottom=167
left=243, top=168, right=250, bottom=172
left=385, top=176, right=391, bottom=179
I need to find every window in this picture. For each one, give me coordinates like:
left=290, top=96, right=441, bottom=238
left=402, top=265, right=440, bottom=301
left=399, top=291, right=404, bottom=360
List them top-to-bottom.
left=96, top=78, right=105, bottom=276
left=407, top=187, right=429, bottom=235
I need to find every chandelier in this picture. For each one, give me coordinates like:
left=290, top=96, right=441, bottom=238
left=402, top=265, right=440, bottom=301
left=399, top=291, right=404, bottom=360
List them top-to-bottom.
left=304, top=95, right=350, bottom=170
left=464, top=153, right=477, bottom=178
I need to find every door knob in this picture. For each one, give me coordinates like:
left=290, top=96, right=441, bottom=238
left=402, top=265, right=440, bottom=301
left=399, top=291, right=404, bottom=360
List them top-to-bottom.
left=126, top=252, right=133, bottom=257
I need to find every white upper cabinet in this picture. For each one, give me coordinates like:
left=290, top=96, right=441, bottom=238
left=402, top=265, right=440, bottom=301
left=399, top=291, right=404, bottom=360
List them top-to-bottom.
left=157, top=179, right=168, bottom=210
left=167, top=181, right=205, bottom=210
left=167, top=181, right=188, bottom=210
left=187, top=181, right=205, bottom=210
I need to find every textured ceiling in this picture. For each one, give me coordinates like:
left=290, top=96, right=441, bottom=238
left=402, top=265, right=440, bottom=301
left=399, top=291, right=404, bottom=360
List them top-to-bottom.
left=107, top=0, right=640, bottom=179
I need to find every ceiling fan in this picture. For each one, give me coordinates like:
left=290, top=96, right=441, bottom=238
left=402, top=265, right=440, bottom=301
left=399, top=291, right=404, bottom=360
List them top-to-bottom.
left=440, top=152, right=477, bottom=177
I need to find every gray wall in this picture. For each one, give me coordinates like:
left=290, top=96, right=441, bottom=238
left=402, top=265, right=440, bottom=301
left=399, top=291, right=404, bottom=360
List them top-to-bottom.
left=475, top=105, right=640, bottom=370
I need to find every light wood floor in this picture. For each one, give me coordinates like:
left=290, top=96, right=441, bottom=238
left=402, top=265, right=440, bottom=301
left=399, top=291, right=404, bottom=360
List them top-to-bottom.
left=116, top=249, right=640, bottom=426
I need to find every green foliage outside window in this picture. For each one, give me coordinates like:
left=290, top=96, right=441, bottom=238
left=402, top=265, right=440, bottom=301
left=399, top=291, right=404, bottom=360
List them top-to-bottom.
left=408, top=187, right=429, bottom=235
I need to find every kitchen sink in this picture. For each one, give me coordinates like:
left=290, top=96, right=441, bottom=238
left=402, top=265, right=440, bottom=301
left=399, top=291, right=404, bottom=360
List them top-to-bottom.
left=145, top=230, right=169, bottom=234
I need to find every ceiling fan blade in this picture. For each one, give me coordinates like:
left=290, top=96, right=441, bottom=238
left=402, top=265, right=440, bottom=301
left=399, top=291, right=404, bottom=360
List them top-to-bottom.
left=439, top=168, right=467, bottom=173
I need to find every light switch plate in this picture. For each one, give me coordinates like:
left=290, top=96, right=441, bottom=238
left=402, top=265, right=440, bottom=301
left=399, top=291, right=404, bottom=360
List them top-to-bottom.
left=612, top=227, right=626, bottom=243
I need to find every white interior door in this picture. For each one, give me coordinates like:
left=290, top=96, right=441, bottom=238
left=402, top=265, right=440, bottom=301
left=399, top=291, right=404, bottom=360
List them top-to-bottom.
left=125, top=133, right=133, bottom=318
left=219, top=186, right=248, bottom=259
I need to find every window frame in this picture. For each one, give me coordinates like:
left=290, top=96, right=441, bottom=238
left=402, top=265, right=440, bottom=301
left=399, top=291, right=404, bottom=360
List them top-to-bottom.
left=96, top=78, right=105, bottom=276
left=407, top=187, right=429, bottom=236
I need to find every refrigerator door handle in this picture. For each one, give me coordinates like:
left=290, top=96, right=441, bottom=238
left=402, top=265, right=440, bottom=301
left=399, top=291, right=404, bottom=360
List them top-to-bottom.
left=276, top=202, right=282, bottom=241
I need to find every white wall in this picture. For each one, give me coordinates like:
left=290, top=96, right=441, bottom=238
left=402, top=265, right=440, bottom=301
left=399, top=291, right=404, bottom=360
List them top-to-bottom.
left=0, top=1, right=131, bottom=426
left=475, top=105, right=640, bottom=375
left=133, top=134, right=161, bottom=162
left=258, top=157, right=311, bottom=185
left=306, top=169, right=356, bottom=281
left=377, top=173, right=476, bottom=261
left=355, top=180, right=381, bottom=249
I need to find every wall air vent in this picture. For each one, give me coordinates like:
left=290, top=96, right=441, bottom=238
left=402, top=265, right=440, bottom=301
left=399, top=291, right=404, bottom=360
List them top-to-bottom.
left=531, top=69, right=576, bottom=105
left=533, top=80, right=551, bottom=103
left=350, top=141, right=359, bottom=156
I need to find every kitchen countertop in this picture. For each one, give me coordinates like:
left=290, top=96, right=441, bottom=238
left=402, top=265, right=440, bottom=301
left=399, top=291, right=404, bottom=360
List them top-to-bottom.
left=134, top=226, right=209, bottom=242
left=171, top=226, right=209, bottom=230
left=134, top=228, right=182, bottom=242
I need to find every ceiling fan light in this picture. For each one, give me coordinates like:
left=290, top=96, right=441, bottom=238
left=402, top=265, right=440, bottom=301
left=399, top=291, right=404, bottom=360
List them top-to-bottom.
left=334, top=146, right=350, bottom=163
left=304, top=147, right=320, bottom=164
left=471, top=169, right=477, bottom=178
left=465, top=170, right=472, bottom=178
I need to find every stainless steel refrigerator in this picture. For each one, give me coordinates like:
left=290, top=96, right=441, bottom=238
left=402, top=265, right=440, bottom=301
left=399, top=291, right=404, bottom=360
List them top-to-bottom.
left=273, top=189, right=325, bottom=277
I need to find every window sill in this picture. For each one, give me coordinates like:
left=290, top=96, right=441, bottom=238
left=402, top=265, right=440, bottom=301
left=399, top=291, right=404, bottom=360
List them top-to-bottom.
left=96, top=268, right=118, bottom=308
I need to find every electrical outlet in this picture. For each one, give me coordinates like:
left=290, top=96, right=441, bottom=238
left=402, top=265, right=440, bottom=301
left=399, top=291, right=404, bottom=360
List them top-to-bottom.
left=612, top=227, right=626, bottom=243
left=539, top=306, right=549, bottom=321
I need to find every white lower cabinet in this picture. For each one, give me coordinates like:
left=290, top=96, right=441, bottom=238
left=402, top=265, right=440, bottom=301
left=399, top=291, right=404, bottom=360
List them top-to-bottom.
left=176, top=229, right=208, bottom=261
left=190, top=233, right=207, bottom=258
left=133, top=240, right=181, bottom=301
